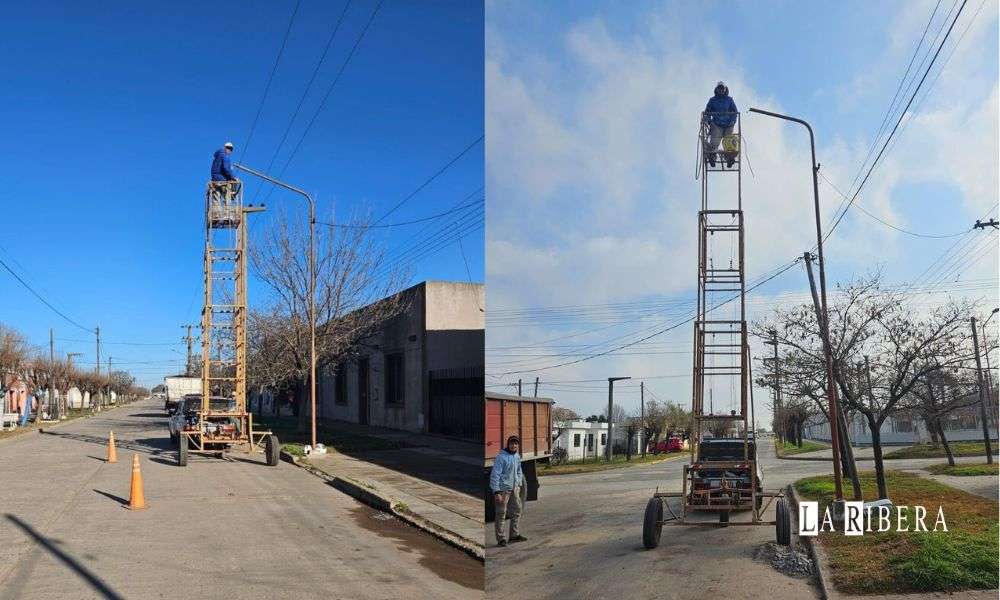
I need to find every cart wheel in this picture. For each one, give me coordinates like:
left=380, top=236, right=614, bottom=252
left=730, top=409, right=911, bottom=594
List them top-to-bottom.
left=170, top=432, right=178, bottom=444
left=265, top=434, right=280, bottom=466
left=177, top=435, right=188, bottom=467
left=775, top=497, right=791, bottom=546
left=642, top=498, right=663, bottom=549
left=719, top=511, right=729, bottom=526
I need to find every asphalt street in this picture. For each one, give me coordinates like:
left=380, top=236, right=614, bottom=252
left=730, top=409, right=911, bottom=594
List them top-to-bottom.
left=0, top=397, right=483, bottom=600
left=485, top=439, right=997, bottom=600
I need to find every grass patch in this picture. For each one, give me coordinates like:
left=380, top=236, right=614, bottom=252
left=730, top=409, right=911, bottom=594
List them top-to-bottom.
left=255, top=415, right=403, bottom=453
left=775, top=439, right=829, bottom=456
left=885, top=441, right=997, bottom=460
left=282, top=443, right=305, bottom=457
left=539, top=452, right=684, bottom=476
left=925, top=463, right=999, bottom=477
left=795, top=470, right=999, bottom=594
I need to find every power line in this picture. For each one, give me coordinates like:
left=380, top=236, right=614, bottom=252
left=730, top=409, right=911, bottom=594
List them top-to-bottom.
left=239, top=0, right=303, bottom=163
left=249, top=0, right=354, bottom=203
left=261, top=0, right=384, bottom=202
left=825, top=0, right=969, bottom=239
left=372, top=135, right=484, bottom=225
left=817, top=171, right=969, bottom=238
left=317, top=197, right=482, bottom=229
left=0, top=257, right=92, bottom=332
left=493, top=258, right=801, bottom=376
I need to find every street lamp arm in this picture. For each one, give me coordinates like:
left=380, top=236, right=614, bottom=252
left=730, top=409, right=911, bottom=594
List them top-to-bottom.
left=747, top=107, right=817, bottom=168
left=234, top=163, right=315, bottom=214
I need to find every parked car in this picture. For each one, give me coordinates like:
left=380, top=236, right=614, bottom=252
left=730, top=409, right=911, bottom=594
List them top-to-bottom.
left=649, top=435, right=684, bottom=454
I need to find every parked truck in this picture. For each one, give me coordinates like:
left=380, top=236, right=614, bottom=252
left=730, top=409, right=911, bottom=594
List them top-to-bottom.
left=163, top=376, right=201, bottom=413
left=485, top=391, right=553, bottom=521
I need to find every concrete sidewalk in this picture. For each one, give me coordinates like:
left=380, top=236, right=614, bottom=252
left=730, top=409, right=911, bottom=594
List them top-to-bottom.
left=286, top=423, right=484, bottom=559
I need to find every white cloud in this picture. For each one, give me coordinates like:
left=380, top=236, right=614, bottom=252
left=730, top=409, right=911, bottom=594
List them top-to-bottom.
left=486, top=2, right=999, bottom=418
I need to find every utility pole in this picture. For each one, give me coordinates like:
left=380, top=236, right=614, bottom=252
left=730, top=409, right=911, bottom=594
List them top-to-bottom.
left=751, top=108, right=844, bottom=512
left=973, top=218, right=999, bottom=230
left=805, top=252, right=859, bottom=501
left=982, top=308, right=999, bottom=431
left=971, top=317, right=994, bottom=464
left=182, top=325, right=195, bottom=376
left=95, top=326, right=101, bottom=375
left=49, top=328, right=56, bottom=419
left=765, top=331, right=782, bottom=443
left=67, top=352, right=82, bottom=412
left=533, top=376, right=539, bottom=398
left=606, top=376, right=631, bottom=461
left=518, top=378, right=522, bottom=397
left=640, top=381, right=645, bottom=458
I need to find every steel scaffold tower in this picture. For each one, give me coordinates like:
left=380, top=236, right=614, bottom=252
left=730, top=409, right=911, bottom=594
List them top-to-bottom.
left=691, top=110, right=751, bottom=459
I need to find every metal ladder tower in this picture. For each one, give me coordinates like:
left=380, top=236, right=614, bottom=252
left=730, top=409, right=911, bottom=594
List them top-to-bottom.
left=692, top=110, right=751, bottom=459
left=201, top=181, right=261, bottom=414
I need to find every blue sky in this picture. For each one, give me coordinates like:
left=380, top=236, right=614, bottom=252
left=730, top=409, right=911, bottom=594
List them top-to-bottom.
left=0, top=0, right=484, bottom=387
left=486, top=0, right=999, bottom=419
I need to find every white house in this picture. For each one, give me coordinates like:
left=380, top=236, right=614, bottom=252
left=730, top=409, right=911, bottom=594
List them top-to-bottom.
left=802, top=407, right=998, bottom=446
left=553, top=420, right=645, bottom=461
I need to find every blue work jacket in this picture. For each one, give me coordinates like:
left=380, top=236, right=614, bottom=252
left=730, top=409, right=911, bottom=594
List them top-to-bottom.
left=490, top=448, right=524, bottom=492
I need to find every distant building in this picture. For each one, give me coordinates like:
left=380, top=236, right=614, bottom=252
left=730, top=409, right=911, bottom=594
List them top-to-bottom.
left=317, top=281, right=484, bottom=439
left=3, top=379, right=32, bottom=414
left=802, top=407, right=998, bottom=446
left=553, top=420, right=644, bottom=460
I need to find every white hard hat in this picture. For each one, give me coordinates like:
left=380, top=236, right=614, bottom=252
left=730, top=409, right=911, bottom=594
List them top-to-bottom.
left=224, top=141, right=234, bottom=149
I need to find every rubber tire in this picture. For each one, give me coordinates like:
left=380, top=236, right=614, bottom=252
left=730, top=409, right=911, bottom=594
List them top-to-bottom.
left=170, top=432, right=178, bottom=444
left=265, top=434, right=280, bottom=466
left=177, top=435, right=188, bottom=467
left=755, top=492, right=763, bottom=512
left=775, top=497, right=791, bottom=546
left=643, top=498, right=663, bottom=549
left=719, top=511, right=729, bottom=526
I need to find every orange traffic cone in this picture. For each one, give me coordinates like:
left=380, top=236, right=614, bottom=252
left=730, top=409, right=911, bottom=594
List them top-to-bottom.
left=107, top=431, right=117, bottom=463
left=128, top=454, right=146, bottom=510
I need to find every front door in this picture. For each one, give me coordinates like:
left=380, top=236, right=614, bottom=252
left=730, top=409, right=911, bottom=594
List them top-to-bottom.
left=357, top=358, right=369, bottom=425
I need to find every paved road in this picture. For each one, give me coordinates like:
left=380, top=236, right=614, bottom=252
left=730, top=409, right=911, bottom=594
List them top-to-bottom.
left=0, top=397, right=482, bottom=600
left=486, top=440, right=996, bottom=600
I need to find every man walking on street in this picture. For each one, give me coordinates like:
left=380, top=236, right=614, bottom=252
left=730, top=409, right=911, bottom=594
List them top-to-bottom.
left=703, top=81, right=739, bottom=168
left=490, top=435, right=527, bottom=547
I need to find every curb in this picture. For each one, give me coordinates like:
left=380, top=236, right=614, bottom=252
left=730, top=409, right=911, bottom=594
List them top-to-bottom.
left=0, top=402, right=136, bottom=446
left=280, top=450, right=485, bottom=562
left=540, top=452, right=687, bottom=476
left=785, top=484, right=835, bottom=600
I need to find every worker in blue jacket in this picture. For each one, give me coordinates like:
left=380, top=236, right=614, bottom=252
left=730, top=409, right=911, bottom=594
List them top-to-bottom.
left=704, top=82, right=739, bottom=168
left=209, top=142, right=240, bottom=203
left=211, top=142, right=237, bottom=181
left=490, top=435, right=527, bottom=547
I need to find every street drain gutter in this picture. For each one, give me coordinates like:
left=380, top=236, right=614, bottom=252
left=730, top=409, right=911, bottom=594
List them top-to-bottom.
left=281, top=450, right=485, bottom=562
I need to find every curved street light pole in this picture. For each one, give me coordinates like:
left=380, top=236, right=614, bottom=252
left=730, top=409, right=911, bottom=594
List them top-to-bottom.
left=748, top=108, right=845, bottom=507
left=234, top=163, right=317, bottom=450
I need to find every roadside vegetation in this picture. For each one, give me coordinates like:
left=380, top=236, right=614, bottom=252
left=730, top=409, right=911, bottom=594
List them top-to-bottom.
left=253, top=415, right=404, bottom=457
left=775, top=439, right=829, bottom=456
left=885, top=441, right=996, bottom=460
left=539, top=452, right=684, bottom=476
left=925, top=462, right=999, bottom=476
left=795, top=470, right=998, bottom=594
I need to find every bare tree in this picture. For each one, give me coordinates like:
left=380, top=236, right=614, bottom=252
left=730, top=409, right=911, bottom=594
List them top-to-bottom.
left=249, top=209, right=410, bottom=430
left=755, top=274, right=979, bottom=499
left=552, top=406, right=579, bottom=422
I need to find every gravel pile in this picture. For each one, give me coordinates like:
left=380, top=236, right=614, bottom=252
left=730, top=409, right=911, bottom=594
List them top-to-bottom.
left=753, top=542, right=815, bottom=578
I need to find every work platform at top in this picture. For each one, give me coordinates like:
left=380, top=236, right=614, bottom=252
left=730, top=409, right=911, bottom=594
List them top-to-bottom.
left=692, top=110, right=749, bottom=428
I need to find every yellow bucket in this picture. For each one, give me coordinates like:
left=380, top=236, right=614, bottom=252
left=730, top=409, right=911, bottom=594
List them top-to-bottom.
left=722, top=133, right=740, bottom=154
